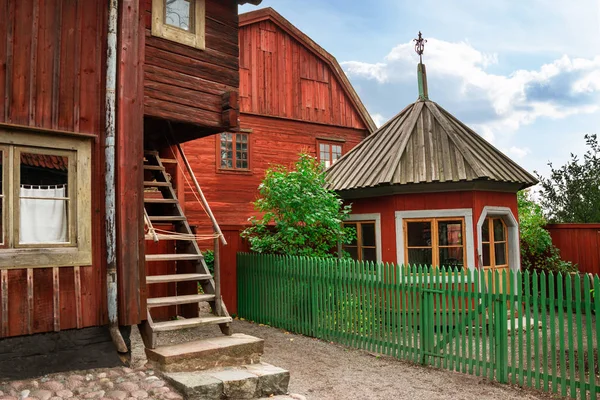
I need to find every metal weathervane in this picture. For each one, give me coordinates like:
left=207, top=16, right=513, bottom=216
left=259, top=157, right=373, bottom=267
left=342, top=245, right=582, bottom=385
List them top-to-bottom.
left=413, top=31, right=426, bottom=64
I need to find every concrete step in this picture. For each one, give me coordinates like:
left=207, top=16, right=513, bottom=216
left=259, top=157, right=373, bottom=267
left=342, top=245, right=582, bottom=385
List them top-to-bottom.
left=146, top=333, right=264, bottom=373
left=163, top=362, right=290, bottom=400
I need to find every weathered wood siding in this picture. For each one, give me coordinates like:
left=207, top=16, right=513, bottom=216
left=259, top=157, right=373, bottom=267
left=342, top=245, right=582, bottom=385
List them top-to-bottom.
left=0, top=0, right=107, bottom=336
left=143, top=0, right=240, bottom=134
left=239, top=20, right=366, bottom=129
left=184, top=114, right=367, bottom=233
left=546, top=224, right=600, bottom=275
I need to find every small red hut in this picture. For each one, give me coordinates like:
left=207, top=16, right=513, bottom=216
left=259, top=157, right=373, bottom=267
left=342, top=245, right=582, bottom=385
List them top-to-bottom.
left=326, top=34, right=538, bottom=277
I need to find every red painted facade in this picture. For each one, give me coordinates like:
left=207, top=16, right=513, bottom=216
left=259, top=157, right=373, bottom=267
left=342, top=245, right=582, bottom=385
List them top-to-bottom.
left=183, top=8, right=373, bottom=312
left=350, top=190, right=518, bottom=266
left=547, top=224, right=600, bottom=275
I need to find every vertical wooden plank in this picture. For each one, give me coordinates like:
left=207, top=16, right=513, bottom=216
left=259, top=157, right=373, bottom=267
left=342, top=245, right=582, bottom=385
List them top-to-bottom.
left=0, top=0, right=8, bottom=122
left=10, top=0, right=33, bottom=124
left=28, top=0, right=40, bottom=126
left=34, top=0, right=57, bottom=128
left=51, top=0, right=63, bottom=129
left=57, top=0, right=76, bottom=130
left=74, top=265, right=82, bottom=328
left=52, top=267, right=60, bottom=331
left=59, top=267, right=77, bottom=330
left=27, top=268, right=33, bottom=334
left=0, top=269, right=7, bottom=337
left=9, top=269, right=28, bottom=336
left=524, top=270, right=532, bottom=386
left=540, top=271, right=549, bottom=392
left=532, top=272, right=540, bottom=389
left=549, top=272, right=557, bottom=394
left=558, top=273, right=567, bottom=397
left=565, top=273, right=576, bottom=398
left=574, top=275, right=585, bottom=399
left=584, top=275, right=595, bottom=399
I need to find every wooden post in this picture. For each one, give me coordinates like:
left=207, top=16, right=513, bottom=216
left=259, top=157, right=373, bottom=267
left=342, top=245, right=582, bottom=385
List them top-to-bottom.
left=214, top=237, right=222, bottom=316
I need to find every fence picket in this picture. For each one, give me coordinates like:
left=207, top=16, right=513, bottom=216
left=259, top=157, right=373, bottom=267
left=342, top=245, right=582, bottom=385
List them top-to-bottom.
left=236, top=254, right=598, bottom=400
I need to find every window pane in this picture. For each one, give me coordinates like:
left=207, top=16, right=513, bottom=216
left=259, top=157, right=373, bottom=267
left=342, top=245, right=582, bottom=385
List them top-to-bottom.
left=165, top=0, right=192, bottom=31
left=19, top=152, right=69, bottom=244
left=493, top=218, right=505, bottom=242
left=438, top=220, right=462, bottom=245
left=482, top=220, right=489, bottom=242
left=406, top=221, right=431, bottom=247
left=344, top=223, right=357, bottom=246
left=361, top=223, right=376, bottom=247
left=482, top=243, right=490, bottom=266
left=495, top=243, right=507, bottom=265
left=344, top=246, right=358, bottom=260
left=362, top=247, right=377, bottom=262
left=439, top=247, right=464, bottom=270
left=407, top=248, right=432, bottom=267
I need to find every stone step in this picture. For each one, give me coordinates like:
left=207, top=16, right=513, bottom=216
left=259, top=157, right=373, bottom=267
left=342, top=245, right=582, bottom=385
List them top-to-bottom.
left=146, top=333, right=264, bottom=373
left=163, top=362, right=290, bottom=400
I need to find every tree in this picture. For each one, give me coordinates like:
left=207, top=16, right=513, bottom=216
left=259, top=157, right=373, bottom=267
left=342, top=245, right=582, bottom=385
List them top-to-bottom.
left=537, top=134, right=600, bottom=223
left=241, top=153, right=355, bottom=257
left=518, top=190, right=575, bottom=274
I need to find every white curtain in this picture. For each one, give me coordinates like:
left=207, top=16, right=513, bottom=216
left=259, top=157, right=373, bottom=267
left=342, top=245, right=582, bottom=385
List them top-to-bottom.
left=20, top=186, right=68, bottom=244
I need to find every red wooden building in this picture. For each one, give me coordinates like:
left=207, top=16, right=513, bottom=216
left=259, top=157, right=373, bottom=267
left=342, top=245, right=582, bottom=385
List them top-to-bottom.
left=0, top=0, right=260, bottom=378
left=183, top=8, right=375, bottom=312
left=326, top=37, right=538, bottom=283
left=546, top=224, right=600, bottom=275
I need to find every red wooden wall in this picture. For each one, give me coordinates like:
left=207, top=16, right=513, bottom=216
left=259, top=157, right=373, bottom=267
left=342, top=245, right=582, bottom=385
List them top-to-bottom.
left=0, top=0, right=107, bottom=337
left=142, top=0, right=241, bottom=137
left=238, top=20, right=366, bottom=129
left=350, top=190, right=518, bottom=266
left=547, top=224, right=600, bottom=275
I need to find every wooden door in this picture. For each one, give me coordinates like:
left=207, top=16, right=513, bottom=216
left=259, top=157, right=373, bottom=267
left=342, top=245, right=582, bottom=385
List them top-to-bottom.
left=482, top=217, right=510, bottom=293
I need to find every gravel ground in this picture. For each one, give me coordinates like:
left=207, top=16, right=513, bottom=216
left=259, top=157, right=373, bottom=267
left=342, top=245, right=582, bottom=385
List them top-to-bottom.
left=151, top=318, right=561, bottom=400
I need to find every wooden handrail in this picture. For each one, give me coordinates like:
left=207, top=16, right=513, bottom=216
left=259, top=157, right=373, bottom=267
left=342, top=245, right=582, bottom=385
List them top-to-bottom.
left=173, top=141, right=227, bottom=246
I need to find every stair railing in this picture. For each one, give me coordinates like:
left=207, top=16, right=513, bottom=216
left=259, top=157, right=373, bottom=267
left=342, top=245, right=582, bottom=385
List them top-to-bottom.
left=170, top=134, right=227, bottom=317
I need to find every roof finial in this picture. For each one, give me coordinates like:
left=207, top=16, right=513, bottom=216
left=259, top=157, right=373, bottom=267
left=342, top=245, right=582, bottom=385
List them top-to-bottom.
left=414, top=31, right=426, bottom=64
left=414, top=31, right=429, bottom=100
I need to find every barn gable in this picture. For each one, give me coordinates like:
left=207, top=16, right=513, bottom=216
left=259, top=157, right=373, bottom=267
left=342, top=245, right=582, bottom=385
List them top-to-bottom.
left=239, top=8, right=376, bottom=132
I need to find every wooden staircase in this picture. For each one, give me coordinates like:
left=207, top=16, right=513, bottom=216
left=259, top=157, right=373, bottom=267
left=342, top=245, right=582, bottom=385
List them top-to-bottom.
left=140, top=151, right=231, bottom=349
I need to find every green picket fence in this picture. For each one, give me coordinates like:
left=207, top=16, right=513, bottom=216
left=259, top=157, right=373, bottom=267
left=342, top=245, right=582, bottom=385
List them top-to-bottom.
left=237, top=253, right=600, bottom=399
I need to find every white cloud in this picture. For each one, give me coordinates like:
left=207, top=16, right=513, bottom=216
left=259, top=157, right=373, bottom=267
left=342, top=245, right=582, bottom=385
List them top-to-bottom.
left=341, top=39, right=600, bottom=141
left=370, top=113, right=387, bottom=128
left=507, top=146, right=531, bottom=159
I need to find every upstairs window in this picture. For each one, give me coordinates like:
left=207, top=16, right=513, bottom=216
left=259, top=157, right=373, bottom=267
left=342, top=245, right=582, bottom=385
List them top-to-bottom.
left=152, top=0, right=205, bottom=49
left=0, top=131, right=92, bottom=268
left=219, top=132, right=249, bottom=171
left=318, top=141, right=342, bottom=168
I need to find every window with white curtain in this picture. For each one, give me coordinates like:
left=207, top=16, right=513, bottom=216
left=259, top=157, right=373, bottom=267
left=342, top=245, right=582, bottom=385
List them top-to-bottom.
left=0, top=131, right=92, bottom=268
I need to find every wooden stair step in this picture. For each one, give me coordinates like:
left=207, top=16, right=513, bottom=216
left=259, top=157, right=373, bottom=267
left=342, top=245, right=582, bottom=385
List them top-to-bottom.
left=143, top=165, right=165, bottom=171
left=144, top=181, right=170, bottom=187
left=144, top=198, right=177, bottom=204
left=148, top=216, right=186, bottom=222
left=144, top=233, right=196, bottom=241
left=145, top=254, right=203, bottom=262
left=147, top=273, right=211, bottom=284
left=147, top=294, right=215, bottom=308
left=151, top=316, right=232, bottom=332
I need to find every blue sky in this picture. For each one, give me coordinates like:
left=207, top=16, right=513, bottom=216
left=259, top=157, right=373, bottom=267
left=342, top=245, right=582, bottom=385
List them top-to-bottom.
left=240, top=1, right=600, bottom=180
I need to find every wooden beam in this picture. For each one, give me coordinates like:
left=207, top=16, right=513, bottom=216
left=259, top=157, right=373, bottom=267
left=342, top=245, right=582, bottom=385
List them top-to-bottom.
left=221, top=90, right=239, bottom=110
left=221, top=108, right=238, bottom=129
left=74, top=266, right=82, bottom=329
left=52, top=267, right=60, bottom=332
left=27, top=268, right=33, bottom=335
left=1, top=270, right=8, bottom=338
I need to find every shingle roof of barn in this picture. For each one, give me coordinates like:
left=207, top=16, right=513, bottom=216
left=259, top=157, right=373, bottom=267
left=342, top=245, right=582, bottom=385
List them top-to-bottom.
left=325, top=99, right=538, bottom=192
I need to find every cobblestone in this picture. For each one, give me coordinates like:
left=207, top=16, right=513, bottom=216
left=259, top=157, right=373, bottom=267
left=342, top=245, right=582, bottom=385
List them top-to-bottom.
left=0, top=366, right=179, bottom=400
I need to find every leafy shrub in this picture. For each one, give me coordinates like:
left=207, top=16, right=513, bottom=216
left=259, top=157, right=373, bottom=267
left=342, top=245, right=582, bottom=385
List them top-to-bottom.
left=241, top=153, right=355, bottom=257
left=518, top=190, right=576, bottom=274
left=203, top=249, right=215, bottom=275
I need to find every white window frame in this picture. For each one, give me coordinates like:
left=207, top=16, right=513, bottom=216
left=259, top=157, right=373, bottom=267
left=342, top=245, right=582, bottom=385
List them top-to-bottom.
left=152, top=0, right=206, bottom=50
left=0, top=131, right=92, bottom=269
left=476, top=206, right=520, bottom=271
left=395, top=209, right=475, bottom=270
left=344, top=213, right=382, bottom=263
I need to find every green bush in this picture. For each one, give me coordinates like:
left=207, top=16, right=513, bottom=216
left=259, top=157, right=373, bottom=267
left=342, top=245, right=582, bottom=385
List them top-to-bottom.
left=241, top=153, right=355, bottom=257
left=518, top=190, right=576, bottom=274
left=203, top=249, right=215, bottom=275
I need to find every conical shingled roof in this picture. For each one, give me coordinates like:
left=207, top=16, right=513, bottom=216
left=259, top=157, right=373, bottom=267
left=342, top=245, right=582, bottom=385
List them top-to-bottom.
left=326, top=99, right=538, bottom=193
